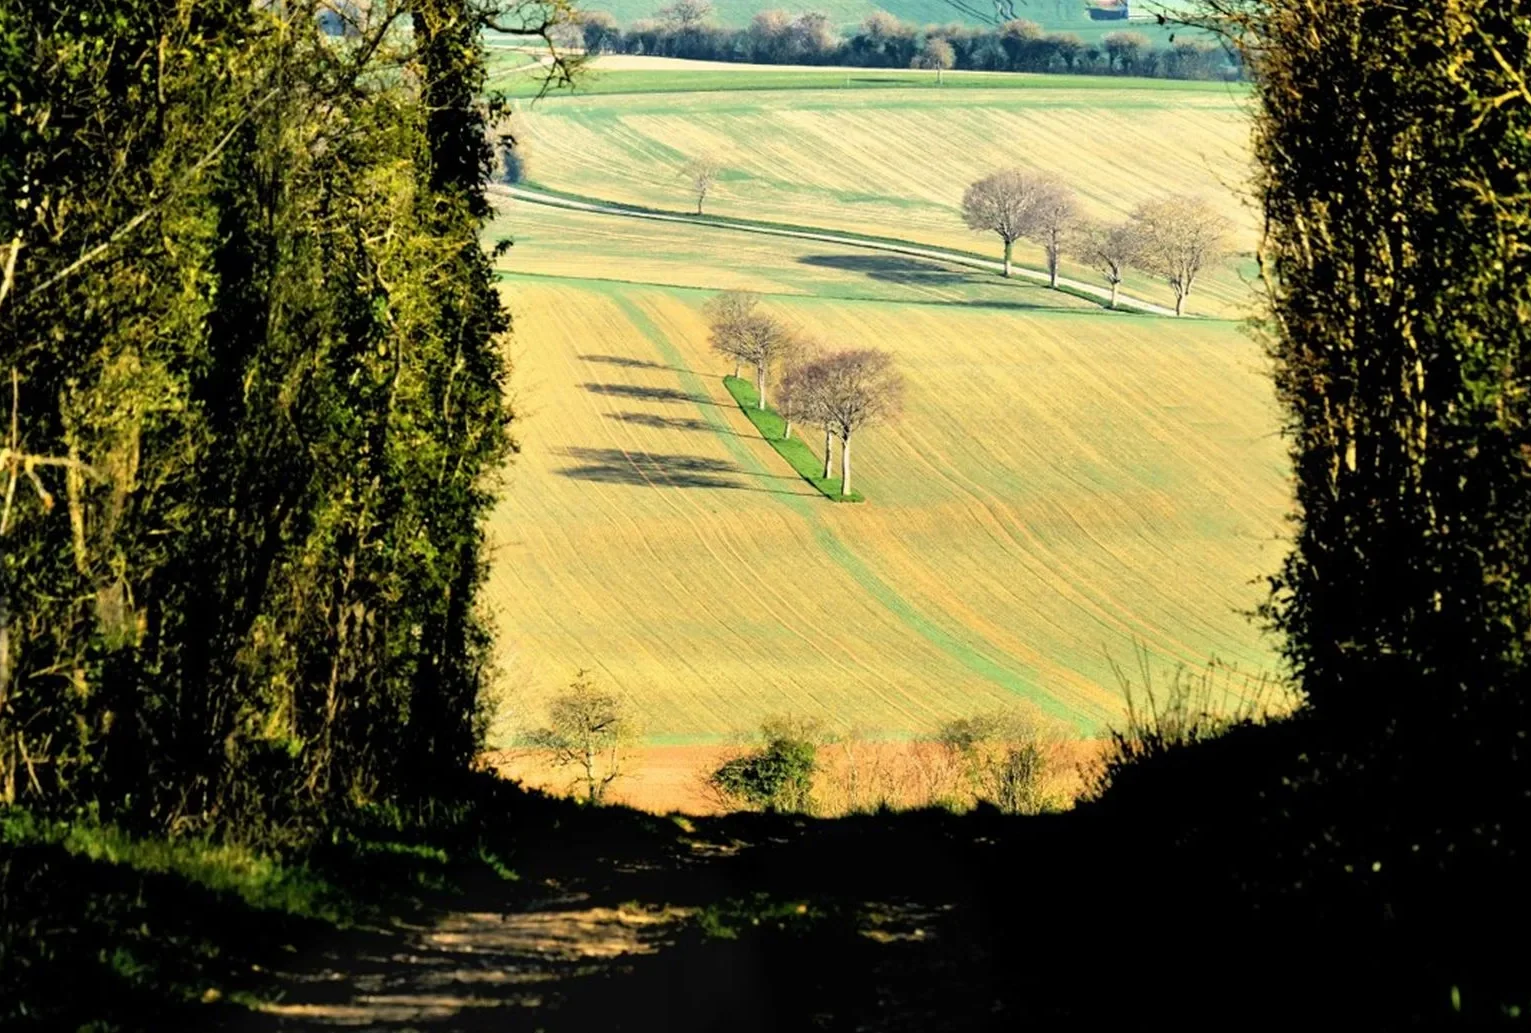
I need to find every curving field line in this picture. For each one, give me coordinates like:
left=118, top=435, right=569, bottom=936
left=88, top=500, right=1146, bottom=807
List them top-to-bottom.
left=493, top=184, right=1180, bottom=317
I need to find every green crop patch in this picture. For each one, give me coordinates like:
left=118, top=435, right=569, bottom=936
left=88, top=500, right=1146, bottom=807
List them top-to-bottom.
left=724, top=375, right=864, bottom=503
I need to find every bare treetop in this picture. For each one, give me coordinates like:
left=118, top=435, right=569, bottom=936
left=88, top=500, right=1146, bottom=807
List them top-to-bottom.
left=657, top=0, right=714, bottom=30
left=682, top=154, right=723, bottom=215
left=961, top=168, right=1050, bottom=277
left=1032, top=178, right=1078, bottom=289
left=1131, top=196, right=1231, bottom=316
left=1072, top=218, right=1143, bottom=309
left=706, top=291, right=796, bottom=409
left=805, top=348, right=905, bottom=497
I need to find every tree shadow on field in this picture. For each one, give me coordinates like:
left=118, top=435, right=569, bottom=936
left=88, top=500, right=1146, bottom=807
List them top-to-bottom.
left=801, top=253, right=1064, bottom=309
left=801, top=253, right=991, bottom=289
left=579, top=354, right=691, bottom=375
left=581, top=383, right=715, bottom=406
left=607, top=411, right=733, bottom=435
left=553, top=447, right=804, bottom=494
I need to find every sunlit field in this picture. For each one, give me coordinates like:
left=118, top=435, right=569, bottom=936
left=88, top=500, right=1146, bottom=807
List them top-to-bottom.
left=504, top=60, right=1258, bottom=317
left=486, top=254, right=1285, bottom=745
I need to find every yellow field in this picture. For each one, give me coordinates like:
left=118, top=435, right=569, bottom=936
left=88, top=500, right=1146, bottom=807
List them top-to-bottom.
left=512, top=76, right=1258, bottom=316
left=486, top=269, right=1287, bottom=744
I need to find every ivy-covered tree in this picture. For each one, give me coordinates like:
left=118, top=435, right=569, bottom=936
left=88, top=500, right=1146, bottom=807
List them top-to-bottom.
left=0, top=0, right=569, bottom=835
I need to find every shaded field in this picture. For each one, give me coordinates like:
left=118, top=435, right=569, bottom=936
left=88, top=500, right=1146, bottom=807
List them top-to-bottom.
left=509, top=78, right=1257, bottom=316
left=485, top=272, right=1286, bottom=744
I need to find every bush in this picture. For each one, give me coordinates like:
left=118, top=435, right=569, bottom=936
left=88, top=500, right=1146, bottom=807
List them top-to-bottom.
left=937, top=708, right=1058, bottom=815
left=708, top=717, right=825, bottom=812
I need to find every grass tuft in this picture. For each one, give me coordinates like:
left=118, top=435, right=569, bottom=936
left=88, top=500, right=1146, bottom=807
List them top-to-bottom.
left=723, top=375, right=863, bottom=503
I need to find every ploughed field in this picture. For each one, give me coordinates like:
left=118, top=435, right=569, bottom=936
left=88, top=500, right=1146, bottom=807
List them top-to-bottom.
left=504, top=58, right=1258, bottom=318
left=483, top=67, right=1286, bottom=766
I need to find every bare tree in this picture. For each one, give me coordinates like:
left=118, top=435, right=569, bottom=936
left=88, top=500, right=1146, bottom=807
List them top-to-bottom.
left=657, top=0, right=713, bottom=31
left=911, top=37, right=956, bottom=85
left=682, top=154, right=722, bottom=215
left=961, top=168, right=1047, bottom=278
left=1031, top=179, right=1077, bottom=289
left=1131, top=196, right=1231, bottom=317
left=1073, top=218, right=1142, bottom=310
left=706, top=289, right=759, bottom=378
left=706, top=292, right=794, bottom=409
left=738, top=314, right=796, bottom=411
left=778, top=338, right=824, bottom=441
left=808, top=349, right=905, bottom=497
left=523, top=671, right=634, bottom=805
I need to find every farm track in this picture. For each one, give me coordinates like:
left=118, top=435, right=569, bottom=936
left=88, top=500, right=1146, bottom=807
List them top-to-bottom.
left=493, top=184, right=1181, bottom=317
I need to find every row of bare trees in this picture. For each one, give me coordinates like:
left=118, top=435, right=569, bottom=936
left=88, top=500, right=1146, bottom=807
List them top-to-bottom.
left=960, top=169, right=1232, bottom=316
left=706, top=291, right=903, bottom=497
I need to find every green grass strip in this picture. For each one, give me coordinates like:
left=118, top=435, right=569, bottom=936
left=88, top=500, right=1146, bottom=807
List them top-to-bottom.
left=722, top=375, right=863, bottom=503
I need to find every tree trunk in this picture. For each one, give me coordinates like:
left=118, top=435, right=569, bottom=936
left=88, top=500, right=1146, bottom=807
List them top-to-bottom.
left=696, top=193, right=704, bottom=215
left=1003, top=238, right=1013, bottom=278
left=1048, top=247, right=1059, bottom=288
left=1109, top=280, right=1119, bottom=309
left=1174, top=291, right=1186, bottom=317
left=733, top=360, right=741, bottom=378
left=755, top=364, right=767, bottom=409
left=823, top=425, right=834, bottom=479
left=840, top=433, right=852, bottom=497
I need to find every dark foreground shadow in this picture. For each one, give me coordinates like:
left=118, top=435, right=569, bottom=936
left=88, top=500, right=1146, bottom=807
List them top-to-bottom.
left=15, top=705, right=1529, bottom=1032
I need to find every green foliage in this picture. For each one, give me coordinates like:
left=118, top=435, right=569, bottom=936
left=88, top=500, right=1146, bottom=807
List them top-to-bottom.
left=0, top=1, right=511, bottom=836
left=1207, top=1, right=1531, bottom=732
left=723, top=375, right=864, bottom=502
left=936, top=709, right=1055, bottom=815
left=709, top=718, right=823, bottom=812
left=695, top=892, right=822, bottom=940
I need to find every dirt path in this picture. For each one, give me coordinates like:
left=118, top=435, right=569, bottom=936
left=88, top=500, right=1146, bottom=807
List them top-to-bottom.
left=493, top=184, right=1181, bottom=317
left=219, top=815, right=987, bottom=1032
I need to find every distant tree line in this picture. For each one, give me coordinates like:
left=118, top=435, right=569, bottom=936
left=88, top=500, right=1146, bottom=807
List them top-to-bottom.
left=578, top=3, right=1242, bottom=82
left=960, top=168, right=1231, bottom=315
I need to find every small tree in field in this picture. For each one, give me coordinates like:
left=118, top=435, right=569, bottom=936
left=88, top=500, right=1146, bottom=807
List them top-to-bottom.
left=912, top=37, right=956, bottom=84
left=682, top=154, right=723, bottom=215
left=961, top=168, right=1047, bottom=278
left=1030, top=178, right=1077, bottom=289
left=1131, top=196, right=1231, bottom=317
left=1073, top=218, right=1142, bottom=309
left=706, top=289, right=760, bottom=378
left=706, top=291, right=794, bottom=409
left=778, top=338, right=825, bottom=441
left=809, top=349, right=905, bottom=497
left=524, top=671, right=634, bottom=805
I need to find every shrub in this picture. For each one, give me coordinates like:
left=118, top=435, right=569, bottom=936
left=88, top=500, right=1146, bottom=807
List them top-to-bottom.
left=937, top=708, right=1057, bottom=815
left=708, top=716, right=826, bottom=812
